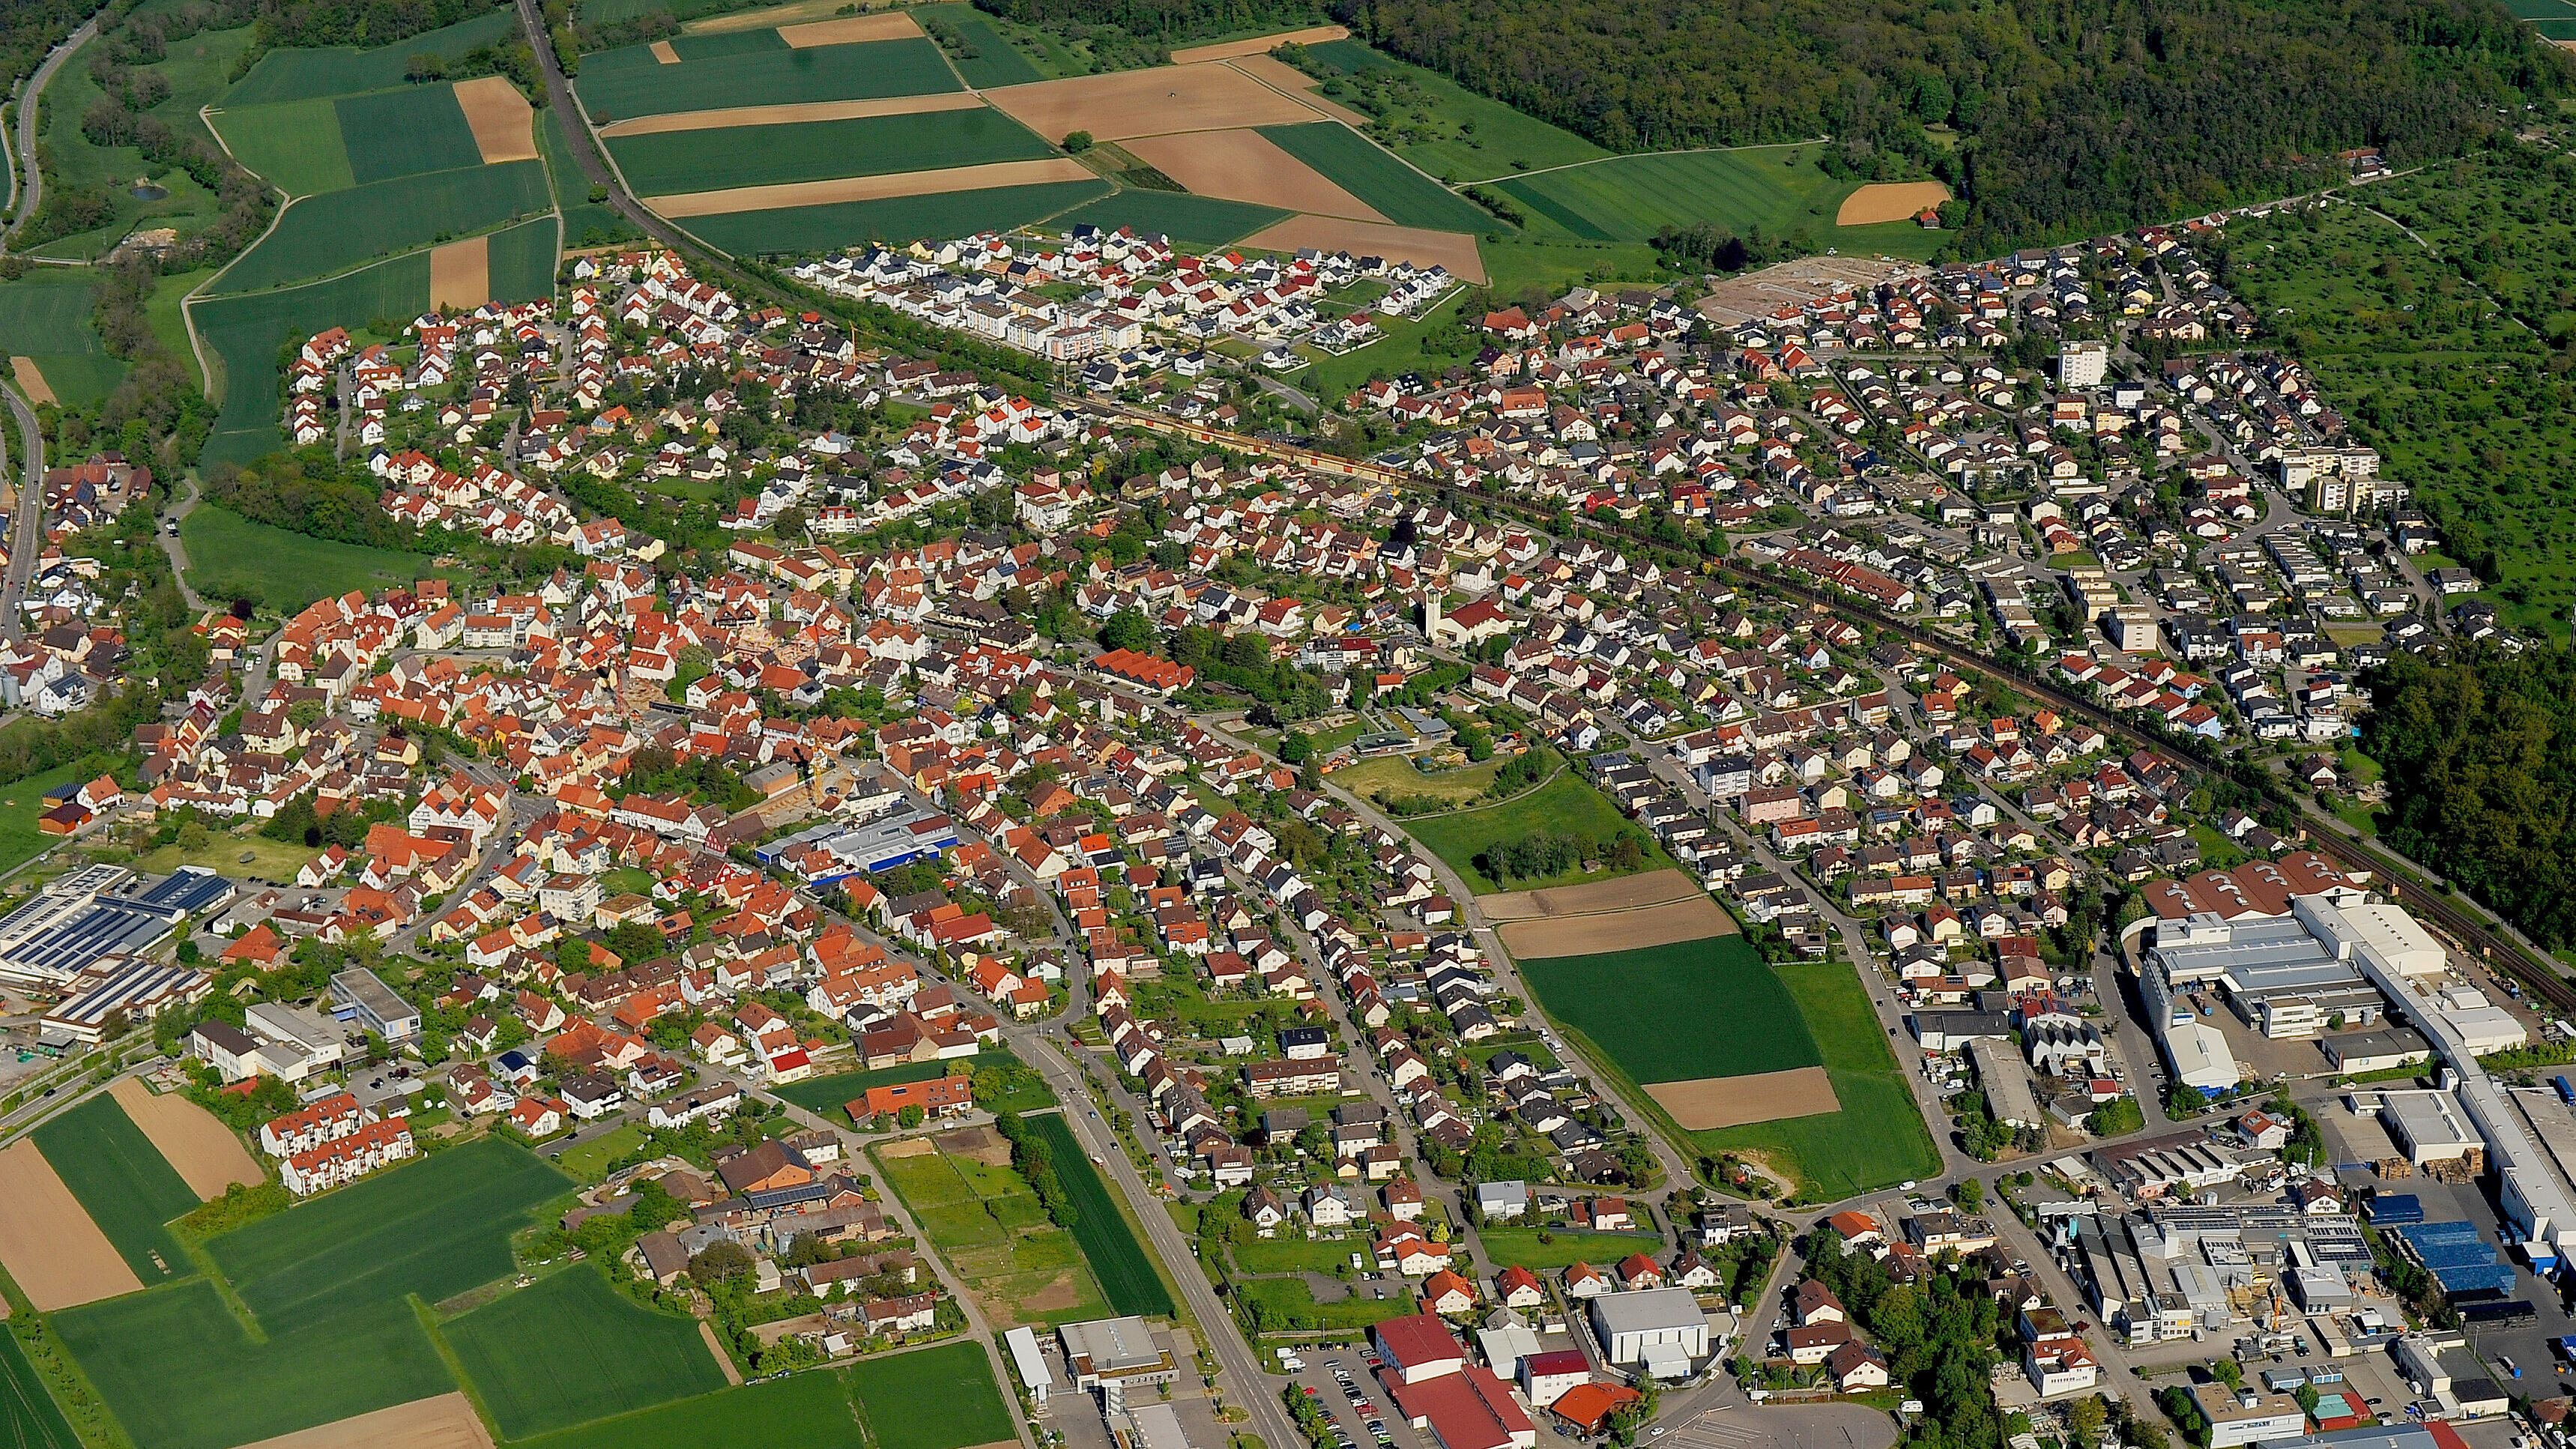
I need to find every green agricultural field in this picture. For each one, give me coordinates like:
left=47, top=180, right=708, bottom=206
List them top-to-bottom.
left=2507, top=0, right=2576, bottom=16
left=915, top=3, right=1044, bottom=87
left=224, top=10, right=520, bottom=105
left=575, top=36, right=959, bottom=122
left=1292, top=39, right=1608, bottom=181
left=336, top=85, right=488, bottom=184
left=206, top=98, right=356, bottom=195
left=608, top=106, right=1054, bottom=196
left=544, top=109, right=641, bottom=249
left=1256, top=121, right=1492, bottom=232
left=1488, top=145, right=1945, bottom=258
left=207, top=160, right=550, bottom=295
left=677, top=178, right=1111, bottom=255
left=1056, top=190, right=1287, bottom=248
left=487, top=215, right=563, bottom=303
left=194, top=251, right=435, bottom=462
left=0, top=276, right=108, bottom=354
left=21, top=354, right=130, bottom=408
left=184, top=505, right=449, bottom=613
left=0, top=760, right=93, bottom=874
left=1401, top=771, right=1674, bottom=893
left=1519, top=934, right=1820, bottom=1085
left=1695, top=956, right=1940, bottom=1200
left=31, top=1095, right=199, bottom=1283
left=1026, top=1113, right=1171, bottom=1318
left=208, top=1137, right=569, bottom=1325
left=878, top=1137, right=1111, bottom=1327
left=1477, top=1226, right=1666, bottom=1271
left=446, top=1265, right=727, bottom=1439
left=55, top=1285, right=454, bottom=1449
left=0, top=1332, right=78, bottom=1449
left=844, top=1340, right=1017, bottom=1449
left=512, top=1371, right=856, bottom=1449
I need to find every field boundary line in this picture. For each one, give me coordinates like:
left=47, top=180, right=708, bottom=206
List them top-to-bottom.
left=1457, top=136, right=1831, bottom=188
left=176, top=1233, right=266, bottom=1342
left=410, top=1295, right=503, bottom=1438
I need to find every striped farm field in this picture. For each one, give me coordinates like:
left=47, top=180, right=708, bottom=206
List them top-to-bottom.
left=224, top=10, right=518, bottom=105
left=575, top=35, right=958, bottom=122
left=335, top=85, right=486, bottom=183
left=206, top=97, right=355, bottom=196
left=608, top=106, right=1054, bottom=196
left=1254, top=122, right=1493, bottom=233
left=1494, top=145, right=1854, bottom=242
left=208, top=161, right=550, bottom=294
left=678, top=178, right=1110, bottom=255
left=485, top=216, right=562, bottom=304
left=1024, top=1113, right=1171, bottom=1318
left=0, top=1332, right=78, bottom=1449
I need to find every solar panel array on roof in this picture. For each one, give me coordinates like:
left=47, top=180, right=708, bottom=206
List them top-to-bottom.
left=118, top=866, right=235, bottom=916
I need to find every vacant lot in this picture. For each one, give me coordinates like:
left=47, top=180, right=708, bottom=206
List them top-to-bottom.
left=225, top=11, right=519, bottom=105
left=576, top=35, right=958, bottom=121
left=985, top=64, right=1323, bottom=142
left=335, top=85, right=485, bottom=184
left=609, top=106, right=1053, bottom=196
left=1255, top=121, right=1489, bottom=232
left=1124, top=130, right=1382, bottom=219
left=208, top=160, right=548, bottom=295
left=677, top=178, right=1110, bottom=255
left=1836, top=179, right=1950, bottom=225
left=1240, top=214, right=1484, bottom=282
left=429, top=235, right=489, bottom=310
left=184, top=504, right=447, bottom=614
left=1401, top=772, right=1667, bottom=892
left=1481, top=868, right=1702, bottom=921
left=1494, top=893, right=1736, bottom=958
left=1519, top=934, right=1819, bottom=1084
left=109, top=1077, right=261, bottom=1200
left=32, top=1093, right=199, bottom=1283
left=1026, top=1113, right=1171, bottom=1318
left=209, top=1137, right=568, bottom=1325
left=0, top=1140, right=138, bottom=1310
left=1478, top=1225, right=1665, bottom=1271
left=445, top=1266, right=727, bottom=1439
left=0, top=1332, right=79, bottom=1449
left=844, top=1341, right=1017, bottom=1449
left=228, top=1394, right=491, bottom=1449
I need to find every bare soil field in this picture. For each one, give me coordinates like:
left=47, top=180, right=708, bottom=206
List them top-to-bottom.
left=778, top=12, right=920, bottom=46
left=1170, top=25, right=1347, bottom=63
left=650, top=40, right=680, bottom=62
left=1224, top=55, right=1372, bottom=127
left=984, top=66, right=1323, bottom=142
left=454, top=77, right=539, bottom=163
left=597, top=91, right=982, bottom=136
left=1123, top=130, right=1383, bottom=219
left=647, top=157, right=1092, bottom=215
left=1833, top=179, right=1950, bottom=226
left=1241, top=214, right=1484, bottom=281
left=429, top=235, right=491, bottom=310
left=1693, top=253, right=1923, bottom=326
left=10, top=357, right=55, bottom=406
left=1480, top=868, right=1702, bottom=921
left=1496, top=894, right=1736, bottom=957
left=1648, top=1065, right=1841, bottom=1131
left=110, top=1077, right=258, bottom=1200
left=931, top=1125, right=1011, bottom=1165
left=876, top=1135, right=934, bottom=1159
left=0, top=1140, right=142, bottom=1310
left=699, top=1321, right=743, bottom=1385
left=227, top=1394, right=494, bottom=1449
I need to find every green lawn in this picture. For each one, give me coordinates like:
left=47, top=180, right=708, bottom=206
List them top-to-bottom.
left=224, top=11, right=520, bottom=104
left=575, top=35, right=958, bottom=121
left=1292, top=39, right=1608, bottom=181
left=336, top=83, right=489, bottom=184
left=205, top=97, right=356, bottom=196
left=607, top=106, right=1055, bottom=196
left=1256, top=121, right=1493, bottom=232
left=206, top=160, right=550, bottom=295
left=676, top=179, right=1112, bottom=256
left=1048, top=190, right=1288, bottom=249
left=147, top=264, right=219, bottom=390
left=184, top=504, right=449, bottom=614
left=1332, top=752, right=1507, bottom=805
left=0, top=760, right=93, bottom=874
left=1401, top=771, right=1673, bottom=893
left=1520, top=934, right=1818, bottom=1083
left=1693, top=956, right=1941, bottom=1201
left=772, top=1048, right=1043, bottom=1119
left=31, top=1095, right=199, bottom=1284
left=1026, top=1113, right=1173, bottom=1318
left=551, top=1120, right=648, bottom=1179
left=208, top=1137, right=569, bottom=1325
left=1477, top=1226, right=1666, bottom=1271
left=1230, top=1233, right=1362, bottom=1276
left=445, top=1265, right=728, bottom=1439
left=1233, top=1274, right=1412, bottom=1331
left=55, top=1284, right=456, bottom=1449
left=0, top=1332, right=79, bottom=1449
left=844, top=1340, right=1018, bottom=1449
left=510, top=1371, right=856, bottom=1449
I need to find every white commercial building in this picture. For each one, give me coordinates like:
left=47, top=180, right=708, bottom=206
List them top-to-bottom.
left=1588, top=1288, right=1709, bottom=1378
left=1003, top=1325, right=1053, bottom=1406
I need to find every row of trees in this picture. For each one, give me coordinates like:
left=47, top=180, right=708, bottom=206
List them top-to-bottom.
left=1473, top=826, right=1646, bottom=884
left=993, top=1110, right=1077, bottom=1227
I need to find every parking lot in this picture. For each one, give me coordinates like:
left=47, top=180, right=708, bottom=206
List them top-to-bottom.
left=1287, top=1347, right=1440, bottom=1449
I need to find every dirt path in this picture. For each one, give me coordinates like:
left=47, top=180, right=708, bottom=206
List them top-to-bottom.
left=699, top=1320, right=743, bottom=1385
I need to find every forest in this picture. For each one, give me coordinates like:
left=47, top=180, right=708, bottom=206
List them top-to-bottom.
left=982, top=0, right=2569, bottom=250
left=2362, top=645, right=2576, bottom=949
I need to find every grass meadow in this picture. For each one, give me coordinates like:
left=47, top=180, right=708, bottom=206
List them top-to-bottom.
left=914, top=3, right=1045, bottom=87
left=223, top=11, right=519, bottom=105
left=30, top=18, right=250, bottom=260
left=575, top=35, right=958, bottom=122
left=1292, top=39, right=1607, bottom=181
left=608, top=106, right=1055, bottom=196
left=547, top=109, right=644, bottom=249
left=677, top=178, right=1110, bottom=255
left=183, top=505, right=450, bottom=613
left=0, top=760, right=92, bottom=874
left=1400, top=772, right=1673, bottom=892
left=31, top=1095, right=199, bottom=1283
left=877, top=1136, right=1115, bottom=1328
left=1477, top=1225, right=1666, bottom=1270
left=444, top=1266, right=727, bottom=1439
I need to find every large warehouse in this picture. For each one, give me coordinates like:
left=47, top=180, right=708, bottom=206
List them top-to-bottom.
left=1588, top=1287, right=1711, bottom=1377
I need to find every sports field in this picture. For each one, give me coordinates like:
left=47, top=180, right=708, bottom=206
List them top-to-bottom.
left=224, top=10, right=520, bottom=105
left=575, top=35, right=958, bottom=121
left=607, top=106, right=1055, bottom=196
left=1254, top=122, right=1491, bottom=232
left=207, top=161, right=550, bottom=295
left=677, top=178, right=1111, bottom=255
left=1055, top=191, right=1288, bottom=247
left=182, top=504, right=449, bottom=614
left=1401, top=772, right=1674, bottom=893
left=1519, top=935, right=1821, bottom=1083
left=31, top=1093, right=199, bottom=1283
left=1025, top=1113, right=1171, bottom=1318
left=877, top=1136, right=1113, bottom=1328
left=208, top=1137, right=569, bottom=1324
left=444, top=1266, right=726, bottom=1439
left=55, top=1284, right=455, bottom=1449
left=0, top=1332, right=79, bottom=1449
left=844, top=1340, right=1017, bottom=1449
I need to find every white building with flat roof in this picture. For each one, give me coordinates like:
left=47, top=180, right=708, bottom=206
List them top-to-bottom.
left=1588, top=1288, right=1709, bottom=1377
left=1003, top=1325, right=1052, bottom=1406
